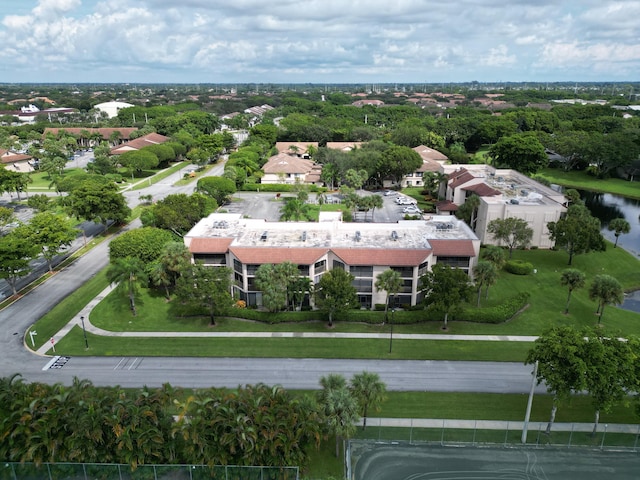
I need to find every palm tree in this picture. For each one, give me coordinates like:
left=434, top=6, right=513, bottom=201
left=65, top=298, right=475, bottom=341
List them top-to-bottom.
left=608, top=218, right=630, bottom=248
left=106, top=257, right=148, bottom=316
left=148, top=261, right=172, bottom=300
left=473, top=261, right=498, bottom=307
left=560, top=268, right=586, bottom=314
left=375, top=269, right=402, bottom=323
left=588, top=274, right=624, bottom=324
left=350, top=371, right=387, bottom=430
left=317, top=374, right=358, bottom=458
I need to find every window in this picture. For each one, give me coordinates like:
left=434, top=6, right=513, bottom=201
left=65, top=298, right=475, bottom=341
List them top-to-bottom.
left=415, top=172, right=423, bottom=178
left=193, top=253, right=226, bottom=265
left=436, top=257, right=470, bottom=269
left=233, top=259, right=242, bottom=273
left=314, top=260, right=326, bottom=274
left=333, top=260, right=345, bottom=270
left=418, top=261, right=429, bottom=276
left=246, top=264, right=260, bottom=275
left=298, top=265, right=310, bottom=276
left=350, top=265, right=373, bottom=277
left=391, top=266, right=413, bottom=278
left=234, top=272, right=243, bottom=287
left=247, top=277, right=258, bottom=290
left=352, top=278, right=372, bottom=293
left=399, top=279, right=413, bottom=293
left=358, top=295, right=372, bottom=309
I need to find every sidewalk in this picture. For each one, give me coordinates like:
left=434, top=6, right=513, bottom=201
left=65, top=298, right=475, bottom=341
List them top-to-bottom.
left=37, top=284, right=538, bottom=355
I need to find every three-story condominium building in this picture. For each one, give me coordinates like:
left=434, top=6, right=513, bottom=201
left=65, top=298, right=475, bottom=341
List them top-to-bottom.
left=184, top=212, right=480, bottom=309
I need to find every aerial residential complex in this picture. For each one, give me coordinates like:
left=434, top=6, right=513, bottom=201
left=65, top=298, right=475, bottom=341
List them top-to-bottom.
left=185, top=212, right=480, bottom=309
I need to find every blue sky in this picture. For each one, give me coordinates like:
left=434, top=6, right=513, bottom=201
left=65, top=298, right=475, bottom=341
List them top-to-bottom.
left=0, top=0, right=638, bottom=84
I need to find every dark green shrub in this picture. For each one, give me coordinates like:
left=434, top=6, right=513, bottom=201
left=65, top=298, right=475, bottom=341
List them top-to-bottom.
left=504, top=259, right=534, bottom=275
left=461, top=293, right=530, bottom=323
left=374, top=304, right=386, bottom=311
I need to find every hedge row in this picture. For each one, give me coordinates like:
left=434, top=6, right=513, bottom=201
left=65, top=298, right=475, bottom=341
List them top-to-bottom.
left=240, top=184, right=327, bottom=193
left=504, top=259, right=534, bottom=275
left=458, top=292, right=530, bottom=324
left=207, top=293, right=529, bottom=325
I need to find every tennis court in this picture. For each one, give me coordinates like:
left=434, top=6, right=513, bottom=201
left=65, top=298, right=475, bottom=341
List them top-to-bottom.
left=348, top=441, right=640, bottom=480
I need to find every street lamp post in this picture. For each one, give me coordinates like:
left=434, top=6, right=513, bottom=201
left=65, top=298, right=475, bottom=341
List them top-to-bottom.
left=389, top=307, right=395, bottom=354
left=80, top=316, right=89, bottom=350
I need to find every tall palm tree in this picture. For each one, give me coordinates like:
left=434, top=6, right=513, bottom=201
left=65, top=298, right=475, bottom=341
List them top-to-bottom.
left=607, top=217, right=630, bottom=248
left=106, top=257, right=148, bottom=316
left=473, top=260, right=498, bottom=307
left=560, top=268, right=586, bottom=314
left=375, top=269, right=402, bottom=323
left=589, top=274, right=624, bottom=324
left=350, top=371, right=387, bottom=430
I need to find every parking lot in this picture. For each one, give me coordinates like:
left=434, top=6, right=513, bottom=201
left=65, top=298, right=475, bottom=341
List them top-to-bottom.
left=224, top=191, right=420, bottom=223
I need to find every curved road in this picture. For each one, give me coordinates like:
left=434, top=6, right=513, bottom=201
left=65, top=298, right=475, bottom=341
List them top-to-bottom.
left=0, top=164, right=542, bottom=393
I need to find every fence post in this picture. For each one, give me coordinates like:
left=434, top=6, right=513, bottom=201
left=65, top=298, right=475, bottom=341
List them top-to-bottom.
left=409, top=418, right=413, bottom=444
left=472, top=420, right=477, bottom=445
left=504, top=421, right=509, bottom=446
left=567, top=423, right=573, bottom=448
left=600, top=424, right=607, bottom=450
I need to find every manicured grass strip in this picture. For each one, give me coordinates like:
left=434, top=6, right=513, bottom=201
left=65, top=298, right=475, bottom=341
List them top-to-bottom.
left=538, top=168, right=640, bottom=200
left=29, top=270, right=109, bottom=350
left=49, top=328, right=532, bottom=361
left=376, top=391, right=637, bottom=424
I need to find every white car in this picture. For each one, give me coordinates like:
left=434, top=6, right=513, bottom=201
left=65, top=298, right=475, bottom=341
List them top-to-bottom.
left=383, top=190, right=397, bottom=196
left=396, top=196, right=417, bottom=205
left=403, top=206, right=422, bottom=214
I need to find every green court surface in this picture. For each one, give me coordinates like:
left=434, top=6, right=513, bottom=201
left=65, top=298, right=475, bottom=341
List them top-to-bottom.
left=349, top=442, right=640, bottom=480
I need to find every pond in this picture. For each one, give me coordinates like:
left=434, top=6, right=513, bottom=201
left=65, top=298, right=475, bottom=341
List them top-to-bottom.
left=578, top=190, right=640, bottom=313
left=580, top=190, right=640, bottom=257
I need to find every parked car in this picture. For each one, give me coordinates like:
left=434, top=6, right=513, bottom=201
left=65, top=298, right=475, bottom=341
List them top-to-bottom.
left=383, top=190, right=398, bottom=196
left=396, top=196, right=417, bottom=205
left=403, top=205, right=422, bottom=214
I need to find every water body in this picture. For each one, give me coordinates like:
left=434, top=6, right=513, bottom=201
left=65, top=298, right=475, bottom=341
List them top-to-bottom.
left=578, top=190, right=640, bottom=313
left=580, top=191, right=640, bottom=257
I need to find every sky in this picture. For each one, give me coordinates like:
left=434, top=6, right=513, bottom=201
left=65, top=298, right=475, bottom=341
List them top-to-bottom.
left=0, top=0, right=638, bottom=84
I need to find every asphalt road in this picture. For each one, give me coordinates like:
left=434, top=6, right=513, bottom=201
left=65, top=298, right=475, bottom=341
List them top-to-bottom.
left=0, top=163, right=542, bottom=393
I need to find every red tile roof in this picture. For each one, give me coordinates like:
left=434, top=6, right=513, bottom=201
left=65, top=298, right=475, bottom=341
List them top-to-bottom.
left=111, top=132, right=170, bottom=154
left=0, top=150, right=32, bottom=164
left=449, top=169, right=475, bottom=188
left=463, top=183, right=500, bottom=197
left=436, top=200, right=459, bottom=212
left=189, top=238, right=234, bottom=253
left=428, top=240, right=476, bottom=257
left=230, top=247, right=328, bottom=265
left=331, top=248, right=431, bottom=266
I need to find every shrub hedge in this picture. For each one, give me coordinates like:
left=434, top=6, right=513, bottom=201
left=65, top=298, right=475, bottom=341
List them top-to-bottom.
left=240, top=184, right=327, bottom=193
left=504, top=259, right=534, bottom=275
left=208, top=292, right=529, bottom=325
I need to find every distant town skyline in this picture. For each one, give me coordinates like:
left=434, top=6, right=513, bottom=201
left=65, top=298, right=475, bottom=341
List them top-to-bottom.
left=0, top=0, right=638, bottom=85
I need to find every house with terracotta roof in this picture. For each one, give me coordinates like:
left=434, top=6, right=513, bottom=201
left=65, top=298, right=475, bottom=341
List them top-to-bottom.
left=44, top=127, right=138, bottom=146
left=110, top=132, right=170, bottom=155
left=274, top=142, right=319, bottom=158
left=326, top=142, right=363, bottom=152
left=401, top=145, right=449, bottom=188
left=0, top=149, right=34, bottom=173
left=261, top=153, right=322, bottom=185
left=440, top=165, right=567, bottom=248
left=185, top=212, right=480, bottom=309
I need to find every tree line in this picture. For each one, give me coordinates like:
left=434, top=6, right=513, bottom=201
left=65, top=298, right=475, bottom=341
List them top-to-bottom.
left=0, top=371, right=386, bottom=468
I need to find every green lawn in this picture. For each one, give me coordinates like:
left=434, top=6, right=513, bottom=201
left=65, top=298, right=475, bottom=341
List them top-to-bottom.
left=538, top=168, right=640, bottom=200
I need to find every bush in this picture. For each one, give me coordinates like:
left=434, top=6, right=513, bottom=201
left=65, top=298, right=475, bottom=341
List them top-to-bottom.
left=240, top=183, right=327, bottom=193
left=504, top=259, right=534, bottom=275
left=461, top=293, right=530, bottom=323
left=374, top=304, right=386, bottom=311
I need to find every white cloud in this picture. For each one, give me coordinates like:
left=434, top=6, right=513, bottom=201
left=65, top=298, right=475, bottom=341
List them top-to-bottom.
left=0, top=0, right=637, bottom=82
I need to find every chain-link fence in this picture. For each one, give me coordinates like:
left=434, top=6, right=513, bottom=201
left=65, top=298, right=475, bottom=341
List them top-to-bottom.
left=352, top=418, right=640, bottom=450
left=0, top=463, right=299, bottom=480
